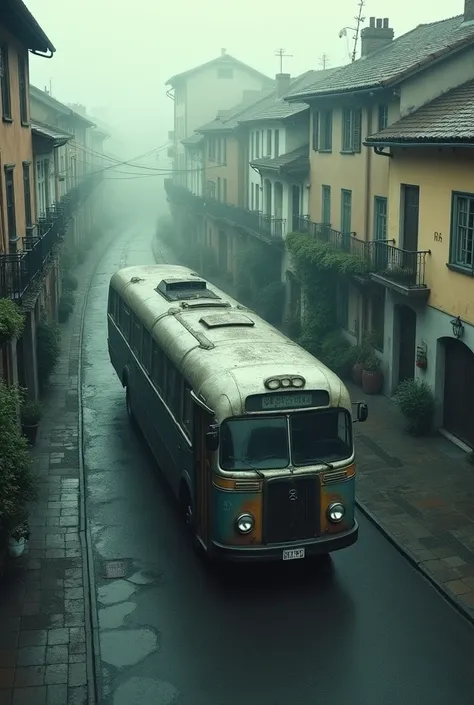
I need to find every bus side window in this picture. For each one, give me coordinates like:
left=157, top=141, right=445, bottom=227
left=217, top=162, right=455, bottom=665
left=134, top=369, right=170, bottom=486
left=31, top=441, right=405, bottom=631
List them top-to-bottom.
left=107, top=289, right=115, bottom=318
left=122, top=305, right=131, bottom=341
left=131, top=315, right=142, bottom=358
left=142, top=331, right=152, bottom=375
left=152, top=342, right=164, bottom=392
left=165, top=358, right=178, bottom=415
left=182, top=386, right=193, bottom=439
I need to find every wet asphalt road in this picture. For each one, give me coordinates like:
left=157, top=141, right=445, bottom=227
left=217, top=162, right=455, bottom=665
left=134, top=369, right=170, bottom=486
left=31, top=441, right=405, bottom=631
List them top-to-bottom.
left=82, top=227, right=474, bottom=705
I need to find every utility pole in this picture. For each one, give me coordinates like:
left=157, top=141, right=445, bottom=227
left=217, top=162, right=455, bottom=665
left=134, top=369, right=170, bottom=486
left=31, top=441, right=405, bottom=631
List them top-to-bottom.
left=338, top=0, right=366, bottom=62
left=275, top=48, right=293, bottom=73
left=319, top=53, right=329, bottom=70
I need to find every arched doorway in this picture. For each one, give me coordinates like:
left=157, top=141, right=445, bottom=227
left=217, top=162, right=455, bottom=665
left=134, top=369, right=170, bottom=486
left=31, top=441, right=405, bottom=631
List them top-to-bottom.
left=397, top=305, right=416, bottom=384
left=443, top=338, right=474, bottom=447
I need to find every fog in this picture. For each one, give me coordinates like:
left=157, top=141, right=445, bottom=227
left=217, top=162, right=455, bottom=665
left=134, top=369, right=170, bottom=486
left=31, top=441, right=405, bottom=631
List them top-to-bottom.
left=24, top=0, right=464, bottom=226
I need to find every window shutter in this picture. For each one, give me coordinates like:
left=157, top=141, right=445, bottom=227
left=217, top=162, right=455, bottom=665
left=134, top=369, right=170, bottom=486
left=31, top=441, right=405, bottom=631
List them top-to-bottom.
left=353, top=109, right=362, bottom=152
left=312, top=111, right=319, bottom=152
left=327, top=111, right=333, bottom=151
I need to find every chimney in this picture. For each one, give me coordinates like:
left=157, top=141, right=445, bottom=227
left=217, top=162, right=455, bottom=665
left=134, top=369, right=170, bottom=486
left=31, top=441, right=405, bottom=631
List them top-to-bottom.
left=464, top=0, right=474, bottom=24
left=360, top=17, right=394, bottom=57
left=221, top=48, right=226, bottom=56
left=275, top=73, right=291, bottom=98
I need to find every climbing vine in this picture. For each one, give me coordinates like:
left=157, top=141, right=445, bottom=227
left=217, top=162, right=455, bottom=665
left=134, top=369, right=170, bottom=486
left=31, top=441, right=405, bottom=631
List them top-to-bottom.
left=234, top=239, right=284, bottom=323
left=0, top=299, right=25, bottom=343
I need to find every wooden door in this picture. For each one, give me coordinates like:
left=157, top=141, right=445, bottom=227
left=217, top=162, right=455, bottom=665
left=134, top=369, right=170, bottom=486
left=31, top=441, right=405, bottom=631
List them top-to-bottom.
left=398, top=305, right=416, bottom=384
left=444, top=339, right=474, bottom=447
left=193, top=400, right=214, bottom=546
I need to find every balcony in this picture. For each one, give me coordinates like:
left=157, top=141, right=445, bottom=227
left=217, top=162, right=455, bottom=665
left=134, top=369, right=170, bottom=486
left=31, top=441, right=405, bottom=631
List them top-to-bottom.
left=0, top=175, right=99, bottom=303
left=164, top=180, right=285, bottom=245
left=294, top=214, right=430, bottom=298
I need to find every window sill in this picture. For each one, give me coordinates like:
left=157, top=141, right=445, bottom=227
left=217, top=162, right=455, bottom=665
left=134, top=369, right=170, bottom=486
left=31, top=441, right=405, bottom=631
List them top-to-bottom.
left=2, top=116, right=13, bottom=123
left=21, top=121, right=30, bottom=128
left=318, top=149, right=332, bottom=154
left=340, top=150, right=356, bottom=155
left=446, top=262, right=474, bottom=278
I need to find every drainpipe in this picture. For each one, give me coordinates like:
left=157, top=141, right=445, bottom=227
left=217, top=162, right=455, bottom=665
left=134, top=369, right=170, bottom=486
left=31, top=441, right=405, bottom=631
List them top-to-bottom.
left=364, top=105, right=372, bottom=242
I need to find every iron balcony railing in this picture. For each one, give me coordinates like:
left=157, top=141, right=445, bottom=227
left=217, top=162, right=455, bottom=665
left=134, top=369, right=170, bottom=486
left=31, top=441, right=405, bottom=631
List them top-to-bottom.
left=0, top=175, right=99, bottom=302
left=164, top=180, right=286, bottom=241
left=293, top=214, right=430, bottom=289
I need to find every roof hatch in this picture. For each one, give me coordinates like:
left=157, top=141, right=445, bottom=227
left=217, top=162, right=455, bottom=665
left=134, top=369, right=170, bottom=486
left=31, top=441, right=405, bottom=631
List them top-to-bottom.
left=156, top=277, right=221, bottom=302
left=199, top=313, right=255, bottom=329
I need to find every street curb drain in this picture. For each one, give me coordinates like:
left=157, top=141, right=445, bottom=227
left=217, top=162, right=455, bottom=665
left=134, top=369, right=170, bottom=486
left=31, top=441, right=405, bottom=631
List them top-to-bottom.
left=356, top=498, right=474, bottom=627
left=102, top=560, right=133, bottom=580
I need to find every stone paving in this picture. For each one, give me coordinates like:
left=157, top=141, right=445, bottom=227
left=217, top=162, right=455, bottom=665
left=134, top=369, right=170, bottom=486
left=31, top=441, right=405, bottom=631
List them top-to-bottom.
left=0, top=254, right=95, bottom=705
left=349, top=380, right=474, bottom=621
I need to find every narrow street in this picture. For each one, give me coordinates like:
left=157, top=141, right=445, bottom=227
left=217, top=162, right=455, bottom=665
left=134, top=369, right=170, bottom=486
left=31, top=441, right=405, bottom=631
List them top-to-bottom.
left=81, top=227, right=474, bottom=705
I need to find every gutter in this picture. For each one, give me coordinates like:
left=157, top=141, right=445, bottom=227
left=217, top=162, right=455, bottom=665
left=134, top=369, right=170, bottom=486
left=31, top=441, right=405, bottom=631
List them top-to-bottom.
left=364, top=140, right=474, bottom=148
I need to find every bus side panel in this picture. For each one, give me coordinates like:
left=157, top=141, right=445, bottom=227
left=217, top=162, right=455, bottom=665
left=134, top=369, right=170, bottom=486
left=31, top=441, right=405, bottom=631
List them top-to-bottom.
left=107, top=317, right=127, bottom=383
left=129, top=359, right=192, bottom=498
left=320, top=477, right=356, bottom=536
left=211, top=488, right=263, bottom=546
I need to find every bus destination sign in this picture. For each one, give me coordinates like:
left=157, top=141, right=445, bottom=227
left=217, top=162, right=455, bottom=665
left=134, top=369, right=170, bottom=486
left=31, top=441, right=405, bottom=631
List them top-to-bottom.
left=245, top=390, right=329, bottom=412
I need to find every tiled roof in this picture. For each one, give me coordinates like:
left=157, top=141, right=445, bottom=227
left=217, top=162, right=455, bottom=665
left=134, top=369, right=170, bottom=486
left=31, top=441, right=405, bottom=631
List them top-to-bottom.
left=4, top=0, right=55, bottom=54
left=286, top=15, right=474, bottom=100
left=166, top=53, right=274, bottom=86
left=238, top=69, right=340, bottom=123
left=366, top=79, right=474, bottom=144
left=30, top=86, right=95, bottom=127
left=196, top=89, right=274, bottom=132
left=31, top=121, right=72, bottom=147
left=181, top=134, right=204, bottom=146
left=250, top=145, right=309, bottom=174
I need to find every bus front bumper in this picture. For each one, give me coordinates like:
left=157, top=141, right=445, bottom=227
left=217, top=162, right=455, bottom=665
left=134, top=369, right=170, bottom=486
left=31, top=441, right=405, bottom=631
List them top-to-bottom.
left=209, top=520, right=358, bottom=562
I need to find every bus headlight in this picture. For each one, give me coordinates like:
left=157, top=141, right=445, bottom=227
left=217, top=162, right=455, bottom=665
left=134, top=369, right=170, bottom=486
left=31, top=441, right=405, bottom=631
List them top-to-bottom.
left=327, top=502, right=345, bottom=523
left=236, top=513, right=254, bottom=534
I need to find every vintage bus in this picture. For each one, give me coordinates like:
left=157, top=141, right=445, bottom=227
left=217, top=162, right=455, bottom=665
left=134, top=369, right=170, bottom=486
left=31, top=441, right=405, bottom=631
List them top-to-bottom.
left=107, top=264, right=368, bottom=562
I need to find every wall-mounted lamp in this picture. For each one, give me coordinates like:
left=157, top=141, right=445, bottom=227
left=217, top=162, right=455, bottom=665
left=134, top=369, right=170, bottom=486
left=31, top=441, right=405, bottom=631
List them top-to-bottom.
left=450, top=315, right=464, bottom=339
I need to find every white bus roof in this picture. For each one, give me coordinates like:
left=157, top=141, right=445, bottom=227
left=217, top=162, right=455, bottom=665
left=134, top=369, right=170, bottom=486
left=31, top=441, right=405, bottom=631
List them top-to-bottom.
left=110, top=264, right=350, bottom=420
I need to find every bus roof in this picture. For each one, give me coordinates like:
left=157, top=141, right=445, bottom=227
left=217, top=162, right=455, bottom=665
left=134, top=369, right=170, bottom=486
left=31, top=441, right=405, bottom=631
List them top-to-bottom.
left=110, top=264, right=350, bottom=420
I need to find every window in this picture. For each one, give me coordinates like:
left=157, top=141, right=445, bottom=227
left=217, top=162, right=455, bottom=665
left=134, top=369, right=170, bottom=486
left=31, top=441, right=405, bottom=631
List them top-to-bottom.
left=0, top=44, right=11, bottom=120
left=18, top=54, right=28, bottom=124
left=217, top=67, right=233, bottom=79
left=378, top=105, right=388, bottom=131
left=341, top=108, right=362, bottom=152
left=312, top=111, right=319, bottom=151
left=320, top=111, right=333, bottom=151
left=266, top=129, right=272, bottom=156
left=274, top=129, right=280, bottom=157
left=255, top=131, right=260, bottom=158
left=250, top=133, right=254, bottom=159
left=208, top=138, right=216, bottom=161
left=217, top=138, right=221, bottom=163
left=222, top=138, right=227, bottom=163
left=22, top=162, right=32, bottom=227
left=4, top=166, right=16, bottom=245
left=217, top=177, right=221, bottom=201
left=223, top=178, right=227, bottom=203
left=207, top=180, right=216, bottom=198
left=250, top=183, right=254, bottom=210
left=255, top=183, right=260, bottom=211
left=322, top=185, right=331, bottom=225
left=341, top=189, right=352, bottom=233
left=450, top=192, right=474, bottom=273
left=374, top=196, right=387, bottom=240
left=337, top=281, right=349, bottom=329
left=108, top=288, right=118, bottom=320
left=371, top=291, right=385, bottom=351
left=121, top=304, right=131, bottom=341
left=131, top=316, right=142, bottom=358
left=152, top=342, right=165, bottom=391
left=165, top=358, right=182, bottom=417
left=181, top=386, right=193, bottom=438
left=291, top=410, right=352, bottom=465
left=220, top=417, right=289, bottom=470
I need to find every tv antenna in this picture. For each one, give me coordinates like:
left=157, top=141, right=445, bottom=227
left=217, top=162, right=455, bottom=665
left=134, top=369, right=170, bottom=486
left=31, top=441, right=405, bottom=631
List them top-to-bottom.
left=338, top=0, right=366, bottom=62
left=275, top=48, right=293, bottom=73
left=319, top=53, right=330, bottom=70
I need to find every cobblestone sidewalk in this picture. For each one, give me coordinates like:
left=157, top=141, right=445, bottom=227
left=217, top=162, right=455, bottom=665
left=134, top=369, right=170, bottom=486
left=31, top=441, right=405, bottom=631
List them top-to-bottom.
left=0, top=253, right=98, bottom=705
left=350, top=380, right=474, bottom=622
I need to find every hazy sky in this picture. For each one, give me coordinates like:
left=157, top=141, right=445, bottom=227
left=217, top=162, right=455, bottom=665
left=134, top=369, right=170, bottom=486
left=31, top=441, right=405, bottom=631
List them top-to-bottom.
left=24, top=0, right=466, bottom=153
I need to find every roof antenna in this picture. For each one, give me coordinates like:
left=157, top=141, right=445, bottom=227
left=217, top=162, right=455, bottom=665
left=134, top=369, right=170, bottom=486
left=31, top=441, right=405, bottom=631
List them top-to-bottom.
left=339, top=0, right=366, bottom=62
left=274, top=48, right=293, bottom=73
left=319, top=53, right=330, bottom=70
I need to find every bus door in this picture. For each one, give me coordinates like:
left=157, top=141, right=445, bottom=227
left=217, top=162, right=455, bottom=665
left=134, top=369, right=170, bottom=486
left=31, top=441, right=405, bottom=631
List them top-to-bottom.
left=192, top=398, right=214, bottom=547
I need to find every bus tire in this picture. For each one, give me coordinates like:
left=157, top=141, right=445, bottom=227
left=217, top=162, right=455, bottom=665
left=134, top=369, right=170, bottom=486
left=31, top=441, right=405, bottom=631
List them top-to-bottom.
left=125, top=385, right=136, bottom=426
left=180, top=485, right=203, bottom=557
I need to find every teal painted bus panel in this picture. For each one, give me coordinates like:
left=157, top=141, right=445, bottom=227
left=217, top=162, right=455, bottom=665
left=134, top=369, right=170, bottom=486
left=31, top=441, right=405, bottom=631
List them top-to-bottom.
left=212, top=487, right=262, bottom=545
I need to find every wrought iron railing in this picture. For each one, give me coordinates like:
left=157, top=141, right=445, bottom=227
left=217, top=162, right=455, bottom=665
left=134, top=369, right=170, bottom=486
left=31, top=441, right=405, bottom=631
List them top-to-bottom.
left=0, top=175, right=99, bottom=302
left=368, top=241, right=430, bottom=288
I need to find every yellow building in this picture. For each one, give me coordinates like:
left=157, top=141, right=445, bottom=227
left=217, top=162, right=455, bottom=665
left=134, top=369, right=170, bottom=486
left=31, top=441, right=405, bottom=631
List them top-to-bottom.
left=285, top=9, right=474, bottom=399
left=365, top=78, right=474, bottom=449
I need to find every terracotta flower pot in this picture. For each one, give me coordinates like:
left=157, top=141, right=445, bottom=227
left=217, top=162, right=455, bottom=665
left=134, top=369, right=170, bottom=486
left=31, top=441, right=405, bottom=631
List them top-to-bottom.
left=352, top=362, right=365, bottom=386
left=361, top=370, right=383, bottom=395
left=21, top=423, right=38, bottom=446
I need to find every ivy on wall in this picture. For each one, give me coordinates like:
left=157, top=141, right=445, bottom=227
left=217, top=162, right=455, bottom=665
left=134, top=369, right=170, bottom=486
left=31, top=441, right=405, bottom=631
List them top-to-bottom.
left=234, top=239, right=284, bottom=324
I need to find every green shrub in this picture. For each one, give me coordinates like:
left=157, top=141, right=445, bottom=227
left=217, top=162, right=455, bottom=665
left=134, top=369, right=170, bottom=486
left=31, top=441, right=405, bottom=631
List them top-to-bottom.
left=60, top=247, right=78, bottom=272
left=76, top=250, right=86, bottom=264
left=62, top=273, right=78, bottom=292
left=258, top=281, right=285, bottom=325
left=61, top=290, right=76, bottom=308
left=0, top=299, right=25, bottom=343
left=58, top=300, right=74, bottom=323
left=36, top=320, right=61, bottom=390
left=319, top=332, right=356, bottom=378
left=364, top=353, right=382, bottom=373
left=396, top=379, right=435, bottom=436
left=0, top=381, right=37, bottom=537
left=20, top=399, right=42, bottom=426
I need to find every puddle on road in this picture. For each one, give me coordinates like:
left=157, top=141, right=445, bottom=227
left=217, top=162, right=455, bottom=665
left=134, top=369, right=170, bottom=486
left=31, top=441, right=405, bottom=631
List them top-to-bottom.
left=128, top=569, right=156, bottom=585
left=98, top=579, right=137, bottom=605
left=99, top=601, right=136, bottom=629
left=100, top=628, right=159, bottom=668
left=113, top=676, right=179, bottom=705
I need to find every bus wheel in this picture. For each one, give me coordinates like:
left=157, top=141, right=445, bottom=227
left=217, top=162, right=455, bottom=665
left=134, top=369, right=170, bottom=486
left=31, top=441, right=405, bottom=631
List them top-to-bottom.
left=126, top=386, right=136, bottom=426
left=180, top=487, right=203, bottom=557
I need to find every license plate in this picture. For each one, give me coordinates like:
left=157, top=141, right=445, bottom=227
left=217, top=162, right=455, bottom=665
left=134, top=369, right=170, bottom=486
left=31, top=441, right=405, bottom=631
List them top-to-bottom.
left=282, top=548, right=305, bottom=561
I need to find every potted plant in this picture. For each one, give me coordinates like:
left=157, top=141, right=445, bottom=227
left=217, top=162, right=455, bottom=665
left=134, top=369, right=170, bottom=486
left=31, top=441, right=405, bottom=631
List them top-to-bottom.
left=0, top=299, right=25, bottom=344
left=351, top=345, right=367, bottom=386
left=361, top=353, right=383, bottom=394
left=396, top=379, right=435, bottom=436
left=20, top=399, right=42, bottom=445
left=4, top=508, right=30, bottom=558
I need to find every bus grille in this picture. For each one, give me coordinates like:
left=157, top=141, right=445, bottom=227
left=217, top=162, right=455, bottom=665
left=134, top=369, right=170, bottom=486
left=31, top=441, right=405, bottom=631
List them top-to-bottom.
left=263, top=476, right=319, bottom=544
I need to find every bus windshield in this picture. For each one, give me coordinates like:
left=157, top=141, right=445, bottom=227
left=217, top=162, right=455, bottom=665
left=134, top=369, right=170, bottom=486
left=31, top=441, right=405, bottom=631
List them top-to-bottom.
left=219, top=409, right=352, bottom=471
